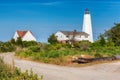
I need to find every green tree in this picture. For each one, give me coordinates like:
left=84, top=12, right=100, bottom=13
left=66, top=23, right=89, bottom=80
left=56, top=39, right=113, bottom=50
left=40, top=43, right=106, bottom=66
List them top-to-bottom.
left=105, top=23, right=120, bottom=46
left=48, top=34, right=58, bottom=44
left=91, top=34, right=106, bottom=47
left=99, top=34, right=106, bottom=46
left=16, top=37, right=23, bottom=46
left=106, top=37, right=114, bottom=46
left=10, top=38, right=16, bottom=44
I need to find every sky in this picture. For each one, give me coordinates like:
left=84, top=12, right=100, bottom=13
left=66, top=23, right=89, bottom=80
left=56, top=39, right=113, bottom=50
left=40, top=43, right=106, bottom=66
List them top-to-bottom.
left=0, top=0, right=120, bottom=42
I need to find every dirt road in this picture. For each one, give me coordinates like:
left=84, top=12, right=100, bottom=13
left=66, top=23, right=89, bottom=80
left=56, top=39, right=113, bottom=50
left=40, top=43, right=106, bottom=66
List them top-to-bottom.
left=1, top=52, right=120, bottom=80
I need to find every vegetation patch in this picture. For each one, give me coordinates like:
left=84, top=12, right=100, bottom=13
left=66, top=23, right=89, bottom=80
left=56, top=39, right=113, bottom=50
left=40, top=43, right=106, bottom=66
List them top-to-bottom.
left=1, top=23, right=120, bottom=66
left=0, top=57, right=43, bottom=80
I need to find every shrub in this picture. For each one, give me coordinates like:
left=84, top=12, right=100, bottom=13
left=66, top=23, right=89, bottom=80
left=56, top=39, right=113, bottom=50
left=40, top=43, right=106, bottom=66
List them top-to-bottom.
left=16, top=37, right=23, bottom=46
left=10, top=38, right=16, bottom=44
left=23, top=41, right=38, bottom=47
left=74, top=41, right=91, bottom=51
left=0, top=42, right=16, bottom=52
left=45, top=44, right=56, bottom=50
left=54, top=44, right=63, bottom=50
left=28, top=46, right=40, bottom=52
left=48, top=50, right=60, bottom=58
left=31, top=53, right=40, bottom=61
left=94, top=53, right=103, bottom=58
left=0, top=57, right=43, bottom=80
left=41, top=58, right=50, bottom=63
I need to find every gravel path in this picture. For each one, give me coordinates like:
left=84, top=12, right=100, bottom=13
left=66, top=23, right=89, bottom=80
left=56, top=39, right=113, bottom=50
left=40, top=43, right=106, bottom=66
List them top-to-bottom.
left=1, top=52, right=120, bottom=80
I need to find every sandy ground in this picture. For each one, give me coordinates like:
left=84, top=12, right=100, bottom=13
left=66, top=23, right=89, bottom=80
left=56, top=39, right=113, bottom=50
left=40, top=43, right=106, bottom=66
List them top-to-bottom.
left=1, top=52, right=120, bottom=80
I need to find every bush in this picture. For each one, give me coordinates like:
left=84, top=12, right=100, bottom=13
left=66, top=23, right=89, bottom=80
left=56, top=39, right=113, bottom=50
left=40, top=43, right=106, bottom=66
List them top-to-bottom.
left=16, top=37, right=23, bottom=47
left=15, top=40, right=120, bottom=65
left=23, top=41, right=38, bottom=47
left=74, top=41, right=91, bottom=51
left=0, top=42, right=16, bottom=52
left=28, top=46, right=40, bottom=52
left=16, top=50, right=32, bottom=58
left=31, top=53, right=40, bottom=61
left=94, top=53, right=103, bottom=58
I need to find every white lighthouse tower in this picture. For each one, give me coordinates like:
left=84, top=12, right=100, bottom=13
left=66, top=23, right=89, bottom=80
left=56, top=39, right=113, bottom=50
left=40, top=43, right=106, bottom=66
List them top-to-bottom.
left=82, top=8, right=93, bottom=42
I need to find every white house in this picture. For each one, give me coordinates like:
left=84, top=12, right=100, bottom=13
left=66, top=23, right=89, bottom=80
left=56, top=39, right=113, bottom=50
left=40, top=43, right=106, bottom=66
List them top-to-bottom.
left=55, top=8, right=93, bottom=43
left=13, top=30, right=37, bottom=41
left=55, top=30, right=89, bottom=43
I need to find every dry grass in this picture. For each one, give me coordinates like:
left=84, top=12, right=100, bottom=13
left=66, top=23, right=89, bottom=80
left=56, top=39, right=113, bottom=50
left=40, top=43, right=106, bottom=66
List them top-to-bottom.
left=15, top=55, right=120, bottom=67
left=68, top=60, right=120, bottom=67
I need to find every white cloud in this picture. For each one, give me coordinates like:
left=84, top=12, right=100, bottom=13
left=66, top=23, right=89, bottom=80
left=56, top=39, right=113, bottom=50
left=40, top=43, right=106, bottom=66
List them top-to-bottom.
left=0, top=1, right=63, bottom=6
left=40, top=1, right=62, bottom=6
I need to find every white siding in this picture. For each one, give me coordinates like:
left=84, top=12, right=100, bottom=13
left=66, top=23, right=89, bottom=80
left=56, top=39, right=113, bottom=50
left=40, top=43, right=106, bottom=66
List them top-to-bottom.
left=13, top=31, right=36, bottom=41
left=22, top=31, right=36, bottom=41
left=55, top=31, right=69, bottom=41
left=55, top=31, right=90, bottom=42
left=13, top=32, right=19, bottom=41
left=74, top=35, right=90, bottom=41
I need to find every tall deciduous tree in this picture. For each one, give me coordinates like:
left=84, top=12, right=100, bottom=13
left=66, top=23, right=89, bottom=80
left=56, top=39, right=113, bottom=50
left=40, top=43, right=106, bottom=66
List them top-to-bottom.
left=105, top=23, right=120, bottom=46
left=99, top=34, right=106, bottom=46
left=106, top=37, right=114, bottom=46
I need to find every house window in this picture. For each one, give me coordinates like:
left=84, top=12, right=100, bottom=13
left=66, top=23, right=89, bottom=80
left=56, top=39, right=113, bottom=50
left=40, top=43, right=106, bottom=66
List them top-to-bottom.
left=66, top=35, right=69, bottom=38
left=85, top=35, right=88, bottom=38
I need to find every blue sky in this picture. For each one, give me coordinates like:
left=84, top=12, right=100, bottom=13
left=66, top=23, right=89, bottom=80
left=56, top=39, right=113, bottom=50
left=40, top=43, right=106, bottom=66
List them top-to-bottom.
left=0, top=0, right=120, bottom=42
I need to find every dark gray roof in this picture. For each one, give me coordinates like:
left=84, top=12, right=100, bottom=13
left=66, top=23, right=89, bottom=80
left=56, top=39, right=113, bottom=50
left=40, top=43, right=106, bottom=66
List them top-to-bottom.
left=85, top=8, right=90, bottom=14
left=60, top=31, right=89, bottom=36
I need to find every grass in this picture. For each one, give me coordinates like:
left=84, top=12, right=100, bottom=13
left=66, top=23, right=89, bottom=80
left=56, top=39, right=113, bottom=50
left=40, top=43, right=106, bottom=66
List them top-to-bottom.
left=15, top=43, right=120, bottom=66
left=0, top=57, right=43, bottom=80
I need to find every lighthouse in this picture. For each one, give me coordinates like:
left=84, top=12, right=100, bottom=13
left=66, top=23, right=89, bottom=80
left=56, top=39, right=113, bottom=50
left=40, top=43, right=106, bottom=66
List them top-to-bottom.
left=82, top=8, right=93, bottom=42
